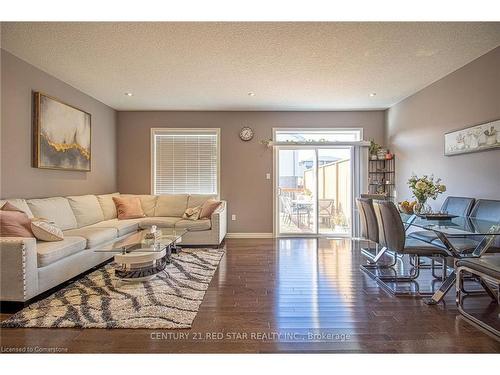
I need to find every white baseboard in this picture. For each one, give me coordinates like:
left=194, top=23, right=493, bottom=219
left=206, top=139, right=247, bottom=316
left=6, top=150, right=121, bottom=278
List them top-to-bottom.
left=226, top=233, right=274, bottom=239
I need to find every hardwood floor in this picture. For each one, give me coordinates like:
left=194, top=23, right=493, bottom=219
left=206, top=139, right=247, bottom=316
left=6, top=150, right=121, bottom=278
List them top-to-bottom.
left=1, top=238, right=499, bottom=353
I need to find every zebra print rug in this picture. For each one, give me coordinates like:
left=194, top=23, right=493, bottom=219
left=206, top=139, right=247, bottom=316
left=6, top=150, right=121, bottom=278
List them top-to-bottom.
left=1, top=247, right=224, bottom=329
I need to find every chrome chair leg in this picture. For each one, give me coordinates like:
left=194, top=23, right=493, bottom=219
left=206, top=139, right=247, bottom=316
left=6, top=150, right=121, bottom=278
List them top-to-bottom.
left=360, top=249, right=398, bottom=269
left=377, top=255, right=420, bottom=282
left=431, top=256, right=448, bottom=281
left=456, top=266, right=499, bottom=338
left=459, top=274, right=496, bottom=296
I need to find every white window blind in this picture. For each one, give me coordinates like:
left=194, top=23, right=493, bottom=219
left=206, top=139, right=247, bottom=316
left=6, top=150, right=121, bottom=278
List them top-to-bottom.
left=152, top=129, right=219, bottom=195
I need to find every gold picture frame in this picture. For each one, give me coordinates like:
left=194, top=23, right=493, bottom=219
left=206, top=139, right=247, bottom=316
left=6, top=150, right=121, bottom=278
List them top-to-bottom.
left=33, top=92, right=92, bottom=171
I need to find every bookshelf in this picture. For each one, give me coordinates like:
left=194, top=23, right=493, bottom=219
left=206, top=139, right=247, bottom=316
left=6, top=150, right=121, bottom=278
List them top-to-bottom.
left=367, top=157, right=395, bottom=201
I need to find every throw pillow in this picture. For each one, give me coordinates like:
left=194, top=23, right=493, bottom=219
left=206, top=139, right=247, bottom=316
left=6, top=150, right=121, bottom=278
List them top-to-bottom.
left=113, top=196, right=145, bottom=220
left=199, top=199, right=223, bottom=219
left=0, top=202, right=34, bottom=238
left=182, top=206, right=202, bottom=221
left=31, top=219, right=64, bottom=241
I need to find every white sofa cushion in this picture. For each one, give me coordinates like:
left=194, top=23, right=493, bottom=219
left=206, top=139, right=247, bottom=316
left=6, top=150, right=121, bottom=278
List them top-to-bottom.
left=96, top=193, right=120, bottom=220
left=122, top=194, right=158, bottom=216
left=155, top=194, right=188, bottom=217
left=187, top=194, right=217, bottom=208
left=67, top=195, right=105, bottom=228
left=27, top=197, right=78, bottom=230
left=0, top=199, right=34, bottom=218
left=139, top=217, right=181, bottom=229
left=88, top=218, right=140, bottom=237
left=175, top=219, right=211, bottom=231
left=64, top=227, right=117, bottom=248
left=37, top=236, right=87, bottom=267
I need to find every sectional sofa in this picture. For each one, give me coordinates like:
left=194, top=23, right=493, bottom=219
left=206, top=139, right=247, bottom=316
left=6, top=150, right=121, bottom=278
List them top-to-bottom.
left=0, top=193, right=227, bottom=304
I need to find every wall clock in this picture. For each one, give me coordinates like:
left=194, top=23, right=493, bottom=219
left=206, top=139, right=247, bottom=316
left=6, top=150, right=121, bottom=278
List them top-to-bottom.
left=239, top=127, right=254, bottom=141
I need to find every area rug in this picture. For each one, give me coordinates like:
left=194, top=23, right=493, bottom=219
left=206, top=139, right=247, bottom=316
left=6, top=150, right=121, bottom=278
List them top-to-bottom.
left=1, top=247, right=225, bottom=329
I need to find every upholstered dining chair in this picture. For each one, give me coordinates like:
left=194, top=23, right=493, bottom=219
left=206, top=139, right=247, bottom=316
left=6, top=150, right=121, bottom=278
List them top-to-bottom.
left=356, top=198, right=394, bottom=266
left=429, top=199, right=500, bottom=254
left=371, top=200, right=450, bottom=296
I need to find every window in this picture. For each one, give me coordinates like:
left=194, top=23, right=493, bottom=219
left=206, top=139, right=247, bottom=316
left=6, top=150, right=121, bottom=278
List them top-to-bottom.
left=152, top=128, right=220, bottom=195
left=274, top=128, right=362, bottom=143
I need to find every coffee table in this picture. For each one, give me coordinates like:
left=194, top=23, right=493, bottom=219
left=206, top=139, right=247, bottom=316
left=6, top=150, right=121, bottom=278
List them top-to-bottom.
left=95, top=228, right=187, bottom=281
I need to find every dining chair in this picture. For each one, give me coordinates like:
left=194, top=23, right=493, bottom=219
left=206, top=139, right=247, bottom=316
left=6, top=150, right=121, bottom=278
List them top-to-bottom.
left=280, top=195, right=293, bottom=225
left=409, top=196, right=475, bottom=243
left=356, top=198, right=395, bottom=266
left=319, top=199, right=335, bottom=228
left=429, top=199, right=500, bottom=254
left=370, top=200, right=450, bottom=296
left=456, top=256, right=500, bottom=337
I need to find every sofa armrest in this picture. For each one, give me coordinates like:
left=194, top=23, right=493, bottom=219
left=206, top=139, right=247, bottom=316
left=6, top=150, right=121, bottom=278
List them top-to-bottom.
left=211, top=201, right=227, bottom=243
left=0, top=237, right=38, bottom=302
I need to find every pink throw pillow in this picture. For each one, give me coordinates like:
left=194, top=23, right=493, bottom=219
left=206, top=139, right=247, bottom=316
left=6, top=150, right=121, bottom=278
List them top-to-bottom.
left=112, top=196, right=145, bottom=220
left=199, top=199, right=223, bottom=219
left=0, top=202, right=35, bottom=238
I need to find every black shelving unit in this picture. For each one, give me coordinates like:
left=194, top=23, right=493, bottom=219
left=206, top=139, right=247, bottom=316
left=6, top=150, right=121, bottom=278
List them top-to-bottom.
left=367, top=157, right=395, bottom=201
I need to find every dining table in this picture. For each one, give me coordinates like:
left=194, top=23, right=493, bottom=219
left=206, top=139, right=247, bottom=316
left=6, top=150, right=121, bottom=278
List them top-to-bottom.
left=400, top=213, right=500, bottom=305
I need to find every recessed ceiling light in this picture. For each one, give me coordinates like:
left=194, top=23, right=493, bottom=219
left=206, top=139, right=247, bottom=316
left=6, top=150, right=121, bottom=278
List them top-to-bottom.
left=125, top=92, right=133, bottom=97
left=248, top=92, right=255, bottom=97
left=369, top=93, right=377, bottom=97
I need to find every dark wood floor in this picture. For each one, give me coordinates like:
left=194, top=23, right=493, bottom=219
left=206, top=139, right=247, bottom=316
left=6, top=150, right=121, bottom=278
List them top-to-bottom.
left=1, top=238, right=499, bottom=353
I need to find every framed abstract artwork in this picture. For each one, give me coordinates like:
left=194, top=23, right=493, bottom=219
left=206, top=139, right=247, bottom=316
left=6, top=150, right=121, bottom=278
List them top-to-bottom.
left=33, top=92, right=91, bottom=171
left=444, top=118, right=500, bottom=156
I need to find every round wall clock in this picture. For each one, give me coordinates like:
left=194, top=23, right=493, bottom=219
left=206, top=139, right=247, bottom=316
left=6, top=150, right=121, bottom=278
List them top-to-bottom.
left=239, top=127, right=254, bottom=141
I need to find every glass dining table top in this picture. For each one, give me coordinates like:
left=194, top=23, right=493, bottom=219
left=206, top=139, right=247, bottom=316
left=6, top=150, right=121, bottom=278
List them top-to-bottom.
left=400, top=213, right=500, bottom=237
left=94, top=228, right=188, bottom=253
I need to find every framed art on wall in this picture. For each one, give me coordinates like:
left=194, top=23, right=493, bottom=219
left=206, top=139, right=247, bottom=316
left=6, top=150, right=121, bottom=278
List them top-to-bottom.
left=33, top=92, right=91, bottom=171
left=444, top=118, right=500, bottom=156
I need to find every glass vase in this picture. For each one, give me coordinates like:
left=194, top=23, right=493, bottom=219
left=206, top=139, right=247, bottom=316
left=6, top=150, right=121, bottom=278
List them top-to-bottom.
left=414, top=199, right=432, bottom=215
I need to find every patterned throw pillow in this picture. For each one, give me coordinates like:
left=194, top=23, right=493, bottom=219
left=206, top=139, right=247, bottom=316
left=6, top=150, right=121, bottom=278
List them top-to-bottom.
left=182, top=206, right=202, bottom=221
left=31, top=219, right=64, bottom=241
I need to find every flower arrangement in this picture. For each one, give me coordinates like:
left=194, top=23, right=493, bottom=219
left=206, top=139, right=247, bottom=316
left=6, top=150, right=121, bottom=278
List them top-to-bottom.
left=407, top=174, right=446, bottom=213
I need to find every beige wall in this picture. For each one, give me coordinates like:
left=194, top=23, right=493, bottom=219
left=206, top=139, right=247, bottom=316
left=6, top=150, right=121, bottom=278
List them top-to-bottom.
left=386, top=46, right=500, bottom=208
left=0, top=49, right=117, bottom=199
left=117, top=111, right=385, bottom=233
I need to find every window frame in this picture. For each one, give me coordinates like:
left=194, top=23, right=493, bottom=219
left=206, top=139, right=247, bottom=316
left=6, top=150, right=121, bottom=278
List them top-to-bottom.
left=272, top=127, right=364, bottom=144
left=150, top=128, right=221, bottom=197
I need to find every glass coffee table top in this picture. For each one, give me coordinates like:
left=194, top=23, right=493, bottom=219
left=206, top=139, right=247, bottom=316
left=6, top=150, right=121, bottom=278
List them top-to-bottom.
left=94, top=228, right=188, bottom=253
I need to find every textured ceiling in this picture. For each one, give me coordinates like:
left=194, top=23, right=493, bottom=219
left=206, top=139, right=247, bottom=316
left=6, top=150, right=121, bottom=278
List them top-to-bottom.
left=1, top=22, right=500, bottom=111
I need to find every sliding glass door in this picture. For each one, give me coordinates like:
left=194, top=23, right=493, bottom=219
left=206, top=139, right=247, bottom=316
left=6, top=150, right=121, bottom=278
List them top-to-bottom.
left=276, top=146, right=352, bottom=236
left=277, top=148, right=317, bottom=234
left=317, top=148, right=351, bottom=235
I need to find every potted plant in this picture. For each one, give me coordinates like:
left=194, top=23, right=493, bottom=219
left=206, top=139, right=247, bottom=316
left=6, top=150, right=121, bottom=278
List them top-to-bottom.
left=484, top=126, right=497, bottom=145
left=260, top=139, right=273, bottom=148
left=369, top=139, right=381, bottom=160
left=407, top=174, right=446, bottom=214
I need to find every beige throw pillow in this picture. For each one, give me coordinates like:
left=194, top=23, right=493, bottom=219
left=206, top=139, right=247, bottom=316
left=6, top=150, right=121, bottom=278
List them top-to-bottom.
left=182, top=206, right=202, bottom=221
left=31, top=219, right=64, bottom=241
